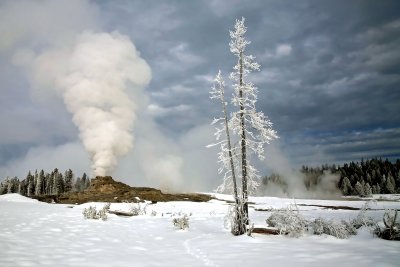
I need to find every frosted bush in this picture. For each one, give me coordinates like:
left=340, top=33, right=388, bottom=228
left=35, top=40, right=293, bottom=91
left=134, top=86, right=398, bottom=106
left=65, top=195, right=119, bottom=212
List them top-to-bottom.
left=351, top=201, right=376, bottom=229
left=103, top=202, right=111, bottom=211
left=129, top=203, right=147, bottom=216
left=82, top=205, right=108, bottom=221
left=266, top=205, right=307, bottom=237
left=83, top=206, right=98, bottom=219
left=98, top=208, right=108, bottom=221
left=374, top=209, right=400, bottom=240
left=383, top=209, right=400, bottom=228
left=150, top=210, right=157, bottom=216
left=173, top=214, right=189, bottom=230
left=312, top=218, right=356, bottom=239
left=342, top=220, right=358, bottom=235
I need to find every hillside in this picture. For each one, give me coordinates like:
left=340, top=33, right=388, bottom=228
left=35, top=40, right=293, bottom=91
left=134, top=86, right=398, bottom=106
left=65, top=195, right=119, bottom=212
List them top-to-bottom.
left=32, top=176, right=212, bottom=204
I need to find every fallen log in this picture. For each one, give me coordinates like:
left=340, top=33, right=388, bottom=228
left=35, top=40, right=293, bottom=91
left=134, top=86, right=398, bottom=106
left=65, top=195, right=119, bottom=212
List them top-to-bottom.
left=297, top=204, right=360, bottom=210
left=108, top=210, right=135, bottom=217
left=251, top=227, right=280, bottom=235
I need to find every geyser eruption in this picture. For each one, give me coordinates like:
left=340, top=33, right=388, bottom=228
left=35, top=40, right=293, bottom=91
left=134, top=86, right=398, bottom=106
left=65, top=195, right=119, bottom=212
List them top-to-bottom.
left=58, top=32, right=151, bottom=176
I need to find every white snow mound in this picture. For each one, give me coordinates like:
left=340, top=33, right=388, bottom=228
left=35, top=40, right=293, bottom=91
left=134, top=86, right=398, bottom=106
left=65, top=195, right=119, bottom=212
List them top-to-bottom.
left=0, top=193, right=39, bottom=203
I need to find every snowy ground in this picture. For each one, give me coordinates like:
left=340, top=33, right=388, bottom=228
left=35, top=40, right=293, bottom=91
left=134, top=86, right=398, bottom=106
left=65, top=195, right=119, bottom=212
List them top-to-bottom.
left=0, top=193, right=399, bottom=267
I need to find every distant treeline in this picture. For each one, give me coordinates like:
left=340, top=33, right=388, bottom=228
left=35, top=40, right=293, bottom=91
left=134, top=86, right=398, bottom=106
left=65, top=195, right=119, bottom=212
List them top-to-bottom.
left=262, top=158, right=400, bottom=196
left=0, top=169, right=90, bottom=197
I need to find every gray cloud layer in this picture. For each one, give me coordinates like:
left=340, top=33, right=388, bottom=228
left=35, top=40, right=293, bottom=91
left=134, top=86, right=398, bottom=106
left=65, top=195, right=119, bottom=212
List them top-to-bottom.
left=0, top=0, right=399, bottom=191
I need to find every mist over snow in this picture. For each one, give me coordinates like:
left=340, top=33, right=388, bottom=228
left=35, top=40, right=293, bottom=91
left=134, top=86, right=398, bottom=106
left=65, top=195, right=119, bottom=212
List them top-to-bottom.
left=0, top=0, right=399, bottom=191
left=262, top=142, right=342, bottom=199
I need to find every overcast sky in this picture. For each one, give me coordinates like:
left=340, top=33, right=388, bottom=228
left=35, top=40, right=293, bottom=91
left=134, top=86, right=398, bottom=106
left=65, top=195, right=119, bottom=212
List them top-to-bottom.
left=0, top=0, right=399, bottom=191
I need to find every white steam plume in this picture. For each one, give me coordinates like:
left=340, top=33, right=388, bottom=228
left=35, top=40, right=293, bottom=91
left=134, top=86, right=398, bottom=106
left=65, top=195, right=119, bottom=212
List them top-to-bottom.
left=15, top=31, right=152, bottom=176
left=58, top=32, right=151, bottom=176
left=264, top=142, right=341, bottom=199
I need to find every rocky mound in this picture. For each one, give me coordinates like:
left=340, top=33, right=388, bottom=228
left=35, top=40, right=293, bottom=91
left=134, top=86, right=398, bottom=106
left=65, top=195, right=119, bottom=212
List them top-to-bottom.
left=35, top=176, right=212, bottom=204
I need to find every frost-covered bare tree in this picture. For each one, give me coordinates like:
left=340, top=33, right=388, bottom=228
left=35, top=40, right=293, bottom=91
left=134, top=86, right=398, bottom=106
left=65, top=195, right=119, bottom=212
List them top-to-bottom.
left=229, top=17, right=278, bottom=226
left=209, top=18, right=278, bottom=235
left=209, top=71, right=245, bottom=235
left=209, top=71, right=239, bottom=201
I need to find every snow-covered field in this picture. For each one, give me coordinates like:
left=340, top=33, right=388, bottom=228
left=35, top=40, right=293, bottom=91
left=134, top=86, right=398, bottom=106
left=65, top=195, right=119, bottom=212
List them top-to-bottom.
left=0, top=193, right=399, bottom=267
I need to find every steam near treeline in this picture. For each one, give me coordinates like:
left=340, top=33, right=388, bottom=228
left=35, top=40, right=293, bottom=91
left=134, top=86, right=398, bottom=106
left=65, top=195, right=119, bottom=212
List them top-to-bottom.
left=262, top=158, right=400, bottom=197
left=0, top=169, right=90, bottom=196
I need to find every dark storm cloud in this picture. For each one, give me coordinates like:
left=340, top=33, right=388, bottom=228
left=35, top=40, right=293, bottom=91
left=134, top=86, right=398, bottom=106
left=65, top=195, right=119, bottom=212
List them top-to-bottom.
left=1, top=0, right=399, bottom=183
left=89, top=0, right=400, bottom=164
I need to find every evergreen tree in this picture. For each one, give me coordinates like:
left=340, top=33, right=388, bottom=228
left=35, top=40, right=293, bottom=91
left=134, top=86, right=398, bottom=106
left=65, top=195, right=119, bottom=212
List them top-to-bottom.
left=64, top=169, right=74, bottom=193
left=33, top=170, right=38, bottom=195
left=46, top=172, right=53, bottom=195
left=52, top=173, right=64, bottom=195
left=82, top=173, right=90, bottom=190
left=380, top=173, right=386, bottom=191
left=35, top=174, right=41, bottom=196
left=4, top=177, right=19, bottom=194
left=6, top=177, right=13, bottom=193
left=74, top=177, right=82, bottom=192
left=340, top=177, right=352, bottom=195
left=385, top=178, right=395, bottom=194
left=27, top=179, right=33, bottom=197
left=20, top=180, right=28, bottom=196
left=354, top=181, right=365, bottom=196
left=0, top=182, right=6, bottom=194
left=17, top=182, right=22, bottom=194
left=364, top=182, right=372, bottom=197
left=376, top=183, right=381, bottom=194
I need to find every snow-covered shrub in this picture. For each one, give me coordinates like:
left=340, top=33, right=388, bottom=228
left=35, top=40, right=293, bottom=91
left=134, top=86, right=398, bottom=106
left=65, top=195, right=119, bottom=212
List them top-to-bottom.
left=351, top=201, right=376, bottom=229
left=103, top=202, right=111, bottom=211
left=129, top=203, right=147, bottom=216
left=82, top=205, right=108, bottom=221
left=266, top=205, right=307, bottom=237
left=83, top=206, right=98, bottom=219
left=98, top=207, right=108, bottom=221
left=374, top=209, right=400, bottom=240
left=150, top=210, right=157, bottom=217
left=383, top=210, right=400, bottom=228
left=173, top=214, right=189, bottom=230
left=312, top=218, right=356, bottom=239
left=342, top=220, right=357, bottom=236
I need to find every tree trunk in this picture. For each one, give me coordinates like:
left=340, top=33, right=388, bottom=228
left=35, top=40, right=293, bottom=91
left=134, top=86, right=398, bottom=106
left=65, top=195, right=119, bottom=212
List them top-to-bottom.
left=239, top=50, right=248, bottom=226
left=219, top=79, right=244, bottom=235
left=221, top=91, right=239, bottom=204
